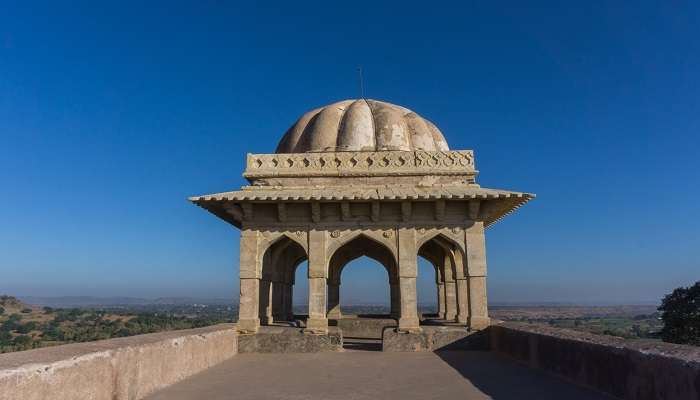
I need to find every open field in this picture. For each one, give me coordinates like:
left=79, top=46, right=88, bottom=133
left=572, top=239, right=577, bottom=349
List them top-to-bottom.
left=488, top=305, right=662, bottom=340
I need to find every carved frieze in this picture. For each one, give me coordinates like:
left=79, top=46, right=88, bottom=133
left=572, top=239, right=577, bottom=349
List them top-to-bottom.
left=244, top=150, right=475, bottom=178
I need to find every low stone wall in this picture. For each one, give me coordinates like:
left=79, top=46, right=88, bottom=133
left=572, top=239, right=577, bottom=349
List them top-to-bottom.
left=332, top=316, right=396, bottom=339
left=490, top=322, right=700, bottom=400
left=0, top=324, right=237, bottom=400
left=383, top=326, right=488, bottom=352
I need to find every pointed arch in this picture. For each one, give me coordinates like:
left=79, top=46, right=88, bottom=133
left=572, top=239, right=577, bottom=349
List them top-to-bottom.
left=326, top=229, right=398, bottom=265
left=416, top=230, right=465, bottom=257
left=258, top=231, right=308, bottom=259
left=326, top=233, right=400, bottom=320
left=328, top=233, right=398, bottom=284
left=259, top=234, right=309, bottom=324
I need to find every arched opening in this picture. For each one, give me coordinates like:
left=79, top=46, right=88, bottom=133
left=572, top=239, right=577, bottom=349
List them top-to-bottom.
left=417, top=234, right=466, bottom=324
left=327, top=235, right=398, bottom=320
left=259, top=236, right=307, bottom=324
left=417, top=255, right=438, bottom=317
left=338, top=256, right=390, bottom=315
left=293, top=261, right=308, bottom=316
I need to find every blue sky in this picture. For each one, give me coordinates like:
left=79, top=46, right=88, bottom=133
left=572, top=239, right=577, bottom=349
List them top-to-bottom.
left=1, top=1, right=698, bottom=305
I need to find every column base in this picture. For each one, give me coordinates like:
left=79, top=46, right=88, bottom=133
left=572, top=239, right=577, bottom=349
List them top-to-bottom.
left=327, top=311, right=342, bottom=320
left=457, top=314, right=469, bottom=325
left=259, top=315, right=273, bottom=325
left=468, top=316, right=491, bottom=330
left=304, top=317, right=328, bottom=334
left=398, top=317, right=421, bottom=333
left=236, top=318, right=260, bottom=334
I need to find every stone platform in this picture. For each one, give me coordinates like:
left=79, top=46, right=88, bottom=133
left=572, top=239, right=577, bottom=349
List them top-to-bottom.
left=330, top=315, right=397, bottom=339
left=240, top=317, right=486, bottom=353
left=3, top=322, right=698, bottom=399
left=238, top=325, right=343, bottom=353
left=383, top=325, right=488, bottom=352
left=144, top=351, right=612, bottom=400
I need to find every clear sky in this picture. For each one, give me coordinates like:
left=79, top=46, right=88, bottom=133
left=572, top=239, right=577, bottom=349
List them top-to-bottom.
left=1, top=1, right=698, bottom=305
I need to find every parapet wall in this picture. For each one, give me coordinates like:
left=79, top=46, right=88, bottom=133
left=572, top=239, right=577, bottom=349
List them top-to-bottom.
left=490, top=322, right=700, bottom=400
left=0, top=324, right=237, bottom=400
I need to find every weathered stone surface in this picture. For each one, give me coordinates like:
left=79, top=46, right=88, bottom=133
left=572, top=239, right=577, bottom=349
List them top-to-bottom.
left=275, top=99, right=449, bottom=153
left=332, top=316, right=397, bottom=339
left=490, top=322, right=700, bottom=400
left=0, top=324, right=237, bottom=400
left=238, top=326, right=342, bottom=353
left=382, top=326, right=488, bottom=352
left=145, top=352, right=611, bottom=400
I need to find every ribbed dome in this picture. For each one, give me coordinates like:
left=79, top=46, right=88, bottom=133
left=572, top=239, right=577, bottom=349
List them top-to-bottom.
left=275, top=99, right=449, bottom=153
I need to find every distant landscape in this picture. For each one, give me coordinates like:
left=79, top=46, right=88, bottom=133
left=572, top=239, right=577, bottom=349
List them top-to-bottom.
left=1, top=294, right=662, bottom=353
left=0, top=295, right=234, bottom=353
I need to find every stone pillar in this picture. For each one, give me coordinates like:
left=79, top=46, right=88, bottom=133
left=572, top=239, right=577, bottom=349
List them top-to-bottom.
left=466, top=222, right=490, bottom=329
left=397, top=228, right=420, bottom=332
left=238, top=230, right=260, bottom=333
left=306, top=230, right=328, bottom=333
left=454, top=250, right=470, bottom=325
left=443, top=254, right=458, bottom=321
left=239, top=278, right=260, bottom=333
left=456, top=278, right=469, bottom=324
left=259, top=279, right=273, bottom=325
left=271, top=280, right=284, bottom=321
left=444, top=280, right=457, bottom=321
left=327, top=282, right=341, bottom=319
left=390, top=282, right=400, bottom=319
left=437, top=282, right=446, bottom=319
left=284, top=283, right=294, bottom=320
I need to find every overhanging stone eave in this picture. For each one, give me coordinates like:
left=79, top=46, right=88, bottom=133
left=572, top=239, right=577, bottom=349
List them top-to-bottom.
left=188, top=187, right=534, bottom=203
left=188, top=188, right=534, bottom=228
left=483, top=194, right=535, bottom=228
left=189, top=198, right=243, bottom=228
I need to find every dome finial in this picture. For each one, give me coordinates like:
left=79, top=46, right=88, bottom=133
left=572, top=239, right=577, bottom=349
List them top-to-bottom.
left=357, top=66, right=365, bottom=99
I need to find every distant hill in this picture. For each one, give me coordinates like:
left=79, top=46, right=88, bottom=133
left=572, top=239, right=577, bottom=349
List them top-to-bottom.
left=0, top=295, right=37, bottom=314
left=19, top=296, right=234, bottom=308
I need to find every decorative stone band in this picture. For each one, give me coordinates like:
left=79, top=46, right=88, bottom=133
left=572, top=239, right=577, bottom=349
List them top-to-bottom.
left=244, top=150, right=476, bottom=178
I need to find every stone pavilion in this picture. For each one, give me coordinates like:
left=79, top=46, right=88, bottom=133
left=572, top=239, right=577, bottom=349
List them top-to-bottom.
left=190, top=99, right=534, bottom=335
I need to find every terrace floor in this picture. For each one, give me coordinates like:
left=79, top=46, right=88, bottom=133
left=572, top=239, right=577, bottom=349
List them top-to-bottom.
left=145, top=351, right=614, bottom=400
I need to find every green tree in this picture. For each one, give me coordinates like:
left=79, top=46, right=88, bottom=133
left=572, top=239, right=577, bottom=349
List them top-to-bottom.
left=658, top=281, right=700, bottom=346
left=0, top=306, right=5, bottom=315
left=16, top=321, right=37, bottom=334
left=0, top=331, right=11, bottom=345
left=12, top=335, right=33, bottom=350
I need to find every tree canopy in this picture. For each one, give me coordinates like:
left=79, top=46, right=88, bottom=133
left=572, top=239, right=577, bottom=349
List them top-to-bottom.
left=658, top=281, right=700, bottom=346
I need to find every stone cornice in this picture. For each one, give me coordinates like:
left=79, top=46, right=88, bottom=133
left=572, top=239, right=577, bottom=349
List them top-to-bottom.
left=243, top=150, right=476, bottom=180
